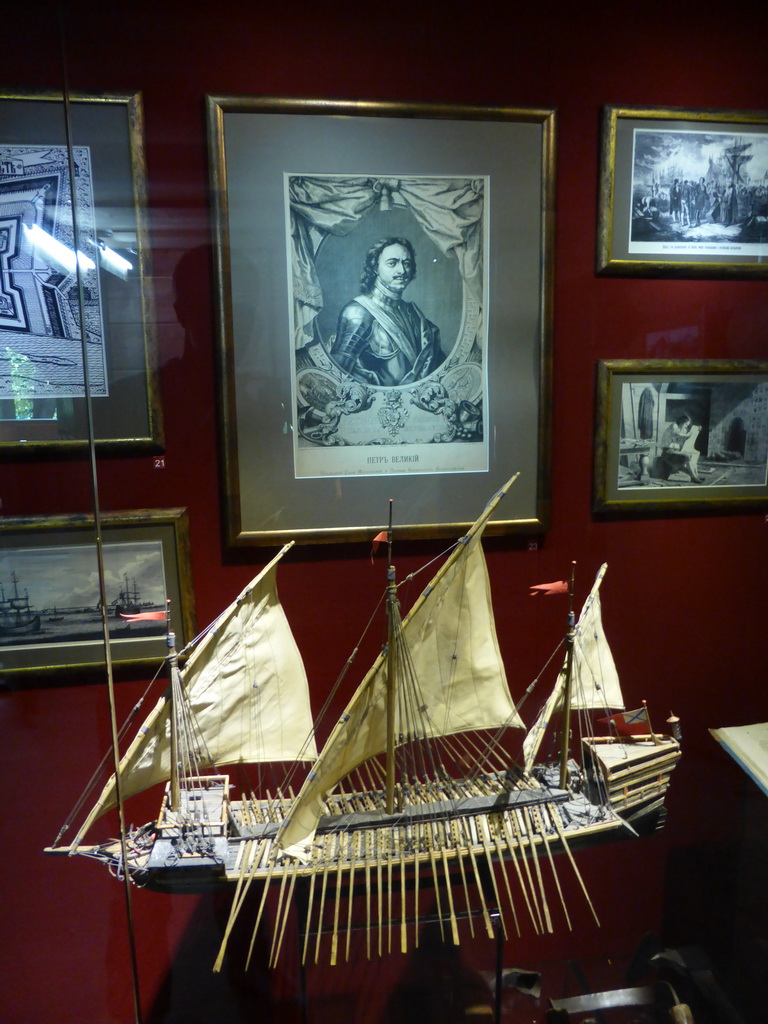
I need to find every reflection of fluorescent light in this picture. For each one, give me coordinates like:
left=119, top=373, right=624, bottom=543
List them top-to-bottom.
left=23, top=223, right=95, bottom=274
left=98, top=242, right=132, bottom=279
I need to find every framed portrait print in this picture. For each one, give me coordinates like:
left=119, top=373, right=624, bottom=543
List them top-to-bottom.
left=0, top=90, right=162, bottom=452
left=207, top=96, right=555, bottom=545
left=597, top=105, right=768, bottom=277
left=594, top=360, right=768, bottom=515
left=0, top=508, right=194, bottom=679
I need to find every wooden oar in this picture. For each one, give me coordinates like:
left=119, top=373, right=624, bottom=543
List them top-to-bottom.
left=537, top=803, right=571, bottom=930
left=548, top=804, right=600, bottom=926
left=523, top=806, right=552, bottom=933
left=512, top=808, right=544, bottom=933
left=488, top=814, right=519, bottom=937
left=500, top=814, right=534, bottom=935
left=475, top=815, right=507, bottom=940
left=462, top=817, right=494, bottom=938
left=450, top=818, right=475, bottom=938
left=413, top=821, right=422, bottom=948
left=427, top=825, right=446, bottom=941
left=364, top=830, right=373, bottom=959
left=345, top=831, right=362, bottom=962
left=376, top=831, right=385, bottom=956
left=330, top=833, right=346, bottom=966
left=386, top=835, right=393, bottom=954
left=314, top=836, right=333, bottom=964
left=214, top=838, right=265, bottom=972
left=229, top=838, right=263, bottom=922
left=400, top=839, right=409, bottom=954
left=440, top=845, right=461, bottom=945
left=243, top=846, right=280, bottom=971
left=301, top=851, right=319, bottom=966
left=270, top=859, right=299, bottom=968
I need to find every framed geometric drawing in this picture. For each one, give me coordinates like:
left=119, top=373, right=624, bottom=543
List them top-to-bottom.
left=0, top=90, right=162, bottom=453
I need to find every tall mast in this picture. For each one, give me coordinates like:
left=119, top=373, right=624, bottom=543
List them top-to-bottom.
left=384, top=500, right=398, bottom=815
left=559, top=562, right=577, bottom=789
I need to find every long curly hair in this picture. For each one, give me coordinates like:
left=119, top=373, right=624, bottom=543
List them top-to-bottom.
left=360, top=237, right=416, bottom=293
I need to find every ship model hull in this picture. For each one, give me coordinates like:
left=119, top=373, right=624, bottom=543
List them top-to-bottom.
left=46, top=476, right=681, bottom=967
left=63, top=734, right=680, bottom=897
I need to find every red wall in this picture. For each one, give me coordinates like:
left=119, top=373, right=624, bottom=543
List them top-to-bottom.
left=3, top=2, right=768, bottom=1021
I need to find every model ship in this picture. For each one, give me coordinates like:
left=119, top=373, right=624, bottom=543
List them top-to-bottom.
left=46, top=475, right=681, bottom=968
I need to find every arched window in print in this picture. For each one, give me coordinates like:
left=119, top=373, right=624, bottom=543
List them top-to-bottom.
left=638, top=387, right=656, bottom=439
left=726, top=416, right=746, bottom=457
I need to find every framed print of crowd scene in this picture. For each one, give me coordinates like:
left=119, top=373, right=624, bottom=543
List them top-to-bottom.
left=0, top=90, right=161, bottom=453
left=207, top=97, right=555, bottom=544
left=597, top=105, right=768, bottom=278
left=593, top=360, right=768, bottom=515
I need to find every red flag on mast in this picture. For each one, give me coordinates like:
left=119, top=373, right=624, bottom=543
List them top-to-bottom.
left=370, top=531, right=387, bottom=563
left=529, top=579, right=568, bottom=596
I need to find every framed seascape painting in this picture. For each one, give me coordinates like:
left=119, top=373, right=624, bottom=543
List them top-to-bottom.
left=0, top=90, right=162, bottom=453
left=207, top=97, right=555, bottom=545
left=597, top=105, right=768, bottom=277
left=594, top=360, right=768, bottom=515
left=0, top=508, right=194, bottom=679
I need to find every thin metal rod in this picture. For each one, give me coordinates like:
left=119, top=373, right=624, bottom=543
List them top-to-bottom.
left=57, top=5, right=142, bottom=1018
left=385, top=498, right=398, bottom=815
left=559, top=562, right=577, bottom=790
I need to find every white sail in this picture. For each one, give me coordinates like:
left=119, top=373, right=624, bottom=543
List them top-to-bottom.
left=278, top=476, right=524, bottom=856
left=74, top=544, right=316, bottom=841
left=522, top=563, right=623, bottom=772
left=570, top=581, right=622, bottom=710
left=521, top=666, right=566, bottom=775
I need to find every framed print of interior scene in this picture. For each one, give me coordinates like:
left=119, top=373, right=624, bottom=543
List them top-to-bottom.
left=207, top=97, right=555, bottom=544
left=597, top=105, right=768, bottom=278
left=594, top=360, right=768, bottom=515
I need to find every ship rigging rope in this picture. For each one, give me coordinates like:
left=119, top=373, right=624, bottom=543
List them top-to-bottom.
left=314, top=533, right=528, bottom=820
left=255, top=537, right=464, bottom=800
left=393, top=537, right=461, bottom=593
left=279, top=588, right=388, bottom=797
left=392, top=611, right=444, bottom=785
left=316, top=616, right=508, bottom=838
left=466, top=636, right=566, bottom=785
left=53, top=657, right=168, bottom=845
left=172, top=661, right=215, bottom=801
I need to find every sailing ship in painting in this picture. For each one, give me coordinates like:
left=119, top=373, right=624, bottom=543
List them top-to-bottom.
left=47, top=475, right=681, bottom=968
left=0, top=573, right=41, bottom=637
left=113, top=575, right=143, bottom=618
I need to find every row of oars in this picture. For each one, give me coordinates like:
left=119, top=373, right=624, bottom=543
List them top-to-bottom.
left=213, top=799, right=600, bottom=972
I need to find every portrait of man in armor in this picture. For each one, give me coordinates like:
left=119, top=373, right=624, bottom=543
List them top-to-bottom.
left=329, top=236, right=445, bottom=388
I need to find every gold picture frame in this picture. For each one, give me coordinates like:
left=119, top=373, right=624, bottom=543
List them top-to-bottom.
left=0, top=89, right=162, bottom=453
left=207, top=96, right=555, bottom=545
left=597, top=104, right=768, bottom=278
left=594, top=359, right=768, bottom=515
left=0, top=508, right=194, bottom=679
